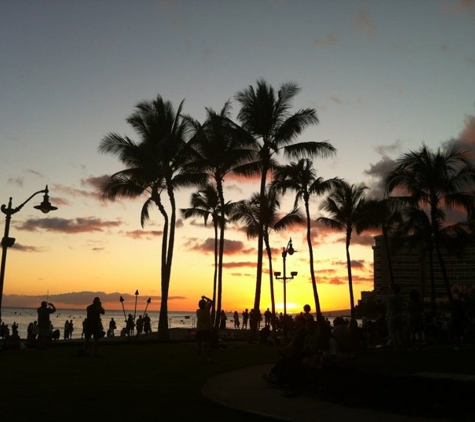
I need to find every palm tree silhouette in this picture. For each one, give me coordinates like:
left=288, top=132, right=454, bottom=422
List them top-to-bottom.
left=235, top=79, right=334, bottom=336
left=98, top=95, right=205, bottom=340
left=185, top=103, right=257, bottom=326
left=386, top=144, right=475, bottom=307
left=272, top=158, right=339, bottom=322
left=318, top=181, right=368, bottom=319
left=231, top=187, right=303, bottom=326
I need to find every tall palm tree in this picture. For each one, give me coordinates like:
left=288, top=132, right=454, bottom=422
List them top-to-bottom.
left=235, top=79, right=335, bottom=335
left=98, top=95, right=205, bottom=340
left=185, top=103, right=257, bottom=326
left=385, top=144, right=475, bottom=306
left=271, top=158, right=339, bottom=322
left=318, top=181, right=367, bottom=319
left=181, top=183, right=221, bottom=320
left=231, top=188, right=303, bottom=324
left=357, top=196, right=403, bottom=291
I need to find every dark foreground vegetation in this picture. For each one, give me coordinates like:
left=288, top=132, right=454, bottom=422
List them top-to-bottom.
left=1, top=338, right=474, bottom=421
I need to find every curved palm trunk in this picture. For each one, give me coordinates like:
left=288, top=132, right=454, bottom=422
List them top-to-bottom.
left=252, top=154, right=270, bottom=340
left=215, top=180, right=226, bottom=329
left=158, top=184, right=178, bottom=341
left=154, top=194, right=170, bottom=340
left=304, top=199, right=322, bottom=322
left=431, top=204, right=454, bottom=307
left=211, top=219, right=218, bottom=322
left=346, top=230, right=355, bottom=319
left=264, top=231, right=276, bottom=330
left=434, top=233, right=454, bottom=306
left=426, top=244, right=437, bottom=316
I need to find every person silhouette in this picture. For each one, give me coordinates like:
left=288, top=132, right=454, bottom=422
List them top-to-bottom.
left=83, top=297, right=105, bottom=356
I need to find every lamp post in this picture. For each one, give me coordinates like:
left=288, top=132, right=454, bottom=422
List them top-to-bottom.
left=0, top=185, right=57, bottom=322
left=273, top=238, right=298, bottom=317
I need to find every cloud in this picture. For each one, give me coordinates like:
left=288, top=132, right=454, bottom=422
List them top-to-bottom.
left=442, top=0, right=475, bottom=19
left=356, top=8, right=377, bottom=41
left=313, top=34, right=337, bottom=47
left=443, top=111, right=475, bottom=155
left=459, top=113, right=475, bottom=144
left=364, top=141, right=401, bottom=198
left=7, top=177, right=24, bottom=187
left=17, top=217, right=122, bottom=233
left=126, top=229, right=163, bottom=239
left=353, top=234, right=377, bottom=247
left=183, top=237, right=245, bottom=255
left=10, top=243, right=44, bottom=252
left=222, top=261, right=256, bottom=269
left=328, top=277, right=346, bottom=285
left=1, top=291, right=172, bottom=309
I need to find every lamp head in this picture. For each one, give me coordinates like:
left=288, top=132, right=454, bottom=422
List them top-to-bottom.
left=33, top=186, right=58, bottom=214
left=287, top=238, right=295, bottom=255
left=274, top=271, right=281, bottom=277
left=290, top=271, right=298, bottom=277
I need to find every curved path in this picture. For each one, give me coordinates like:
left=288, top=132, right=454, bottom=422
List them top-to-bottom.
left=201, top=364, right=440, bottom=422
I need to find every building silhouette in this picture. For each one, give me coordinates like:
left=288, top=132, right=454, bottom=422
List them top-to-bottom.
left=370, top=235, right=475, bottom=302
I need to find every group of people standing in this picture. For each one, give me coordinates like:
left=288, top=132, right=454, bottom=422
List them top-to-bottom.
left=122, top=313, right=153, bottom=336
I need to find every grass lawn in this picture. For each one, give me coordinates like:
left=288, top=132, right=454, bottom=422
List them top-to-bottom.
left=0, top=339, right=280, bottom=422
left=1, top=339, right=474, bottom=421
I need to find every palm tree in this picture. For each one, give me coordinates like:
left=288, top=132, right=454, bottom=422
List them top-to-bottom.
left=235, top=79, right=336, bottom=335
left=98, top=95, right=205, bottom=340
left=185, top=103, right=257, bottom=326
left=385, top=144, right=475, bottom=306
left=271, top=158, right=339, bottom=322
left=318, top=181, right=368, bottom=319
left=181, top=183, right=221, bottom=320
left=231, top=188, right=303, bottom=325
left=357, top=196, right=403, bottom=292
left=395, top=204, right=472, bottom=314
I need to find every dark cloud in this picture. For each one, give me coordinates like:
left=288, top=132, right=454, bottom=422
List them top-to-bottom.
left=364, top=156, right=398, bottom=199
left=7, top=177, right=24, bottom=187
left=17, top=217, right=121, bottom=233
left=126, top=229, right=163, bottom=239
left=353, top=234, right=377, bottom=247
left=184, top=237, right=245, bottom=255
left=10, top=243, right=44, bottom=252
left=350, top=259, right=365, bottom=269
left=222, top=261, right=256, bottom=269
left=328, top=277, right=346, bottom=285
left=1, top=291, right=177, bottom=309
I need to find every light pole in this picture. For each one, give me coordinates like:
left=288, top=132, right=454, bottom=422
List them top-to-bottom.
left=0, top=185, right=57, bottom=322
left=274, top=238, right=298, bottom=317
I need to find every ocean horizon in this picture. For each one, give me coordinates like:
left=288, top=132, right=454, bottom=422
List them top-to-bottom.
left=0, top=306, right=353, bottom=340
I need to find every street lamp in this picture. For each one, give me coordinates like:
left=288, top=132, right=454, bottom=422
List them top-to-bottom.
left=0, top=185, right=57, bottom=322
left=274, top=238, right=298, bottom=317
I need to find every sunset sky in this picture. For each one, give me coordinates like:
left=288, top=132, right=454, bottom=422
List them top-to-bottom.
left=1, top=0, right=474, bottom=314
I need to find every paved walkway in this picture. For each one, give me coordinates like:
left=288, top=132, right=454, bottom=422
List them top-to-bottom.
left=201, top=364, right=440, bottom=422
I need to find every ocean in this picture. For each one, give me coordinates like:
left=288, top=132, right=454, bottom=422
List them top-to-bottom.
left=0, top=307, right=198, bottom=339
left=0, top=307, right=356, bottom=340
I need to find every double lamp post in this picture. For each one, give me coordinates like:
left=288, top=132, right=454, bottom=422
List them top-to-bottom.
left=0, top=186, right=57, bottom=322
left=274, top=238, right=298, bottom=317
